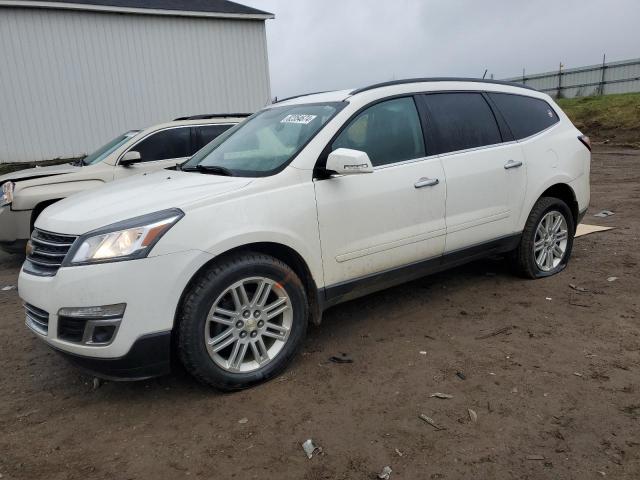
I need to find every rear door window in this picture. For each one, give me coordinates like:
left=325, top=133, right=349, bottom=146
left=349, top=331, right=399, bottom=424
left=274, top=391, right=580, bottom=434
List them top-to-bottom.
left=422, top=93, right=502, bottom=154
left=488, top=93, right=559, bottom=139
left=332, top=97, right=426, bottom=167
left=196, top=124, right=234, bottom=150
left=131, top=127, right=191, bottom=162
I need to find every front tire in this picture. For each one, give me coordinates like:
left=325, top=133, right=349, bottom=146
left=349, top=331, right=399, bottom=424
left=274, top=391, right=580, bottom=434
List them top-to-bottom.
left=512, top=196, right=575, bottom=278
left=177, top=253, right=308, bottom=391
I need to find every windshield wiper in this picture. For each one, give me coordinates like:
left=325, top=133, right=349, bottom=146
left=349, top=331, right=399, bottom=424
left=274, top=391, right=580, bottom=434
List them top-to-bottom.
left=185, top=165, right=235, bottom=176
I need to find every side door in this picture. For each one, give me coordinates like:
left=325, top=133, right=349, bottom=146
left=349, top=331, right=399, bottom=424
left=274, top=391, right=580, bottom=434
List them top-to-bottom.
left=420, top=92, right=527, bottom=253
left=314, top=96, right=447, bottom=295
left=194, top=124, right=235, bottom=151
left=113, top=126, right=194, bottom=179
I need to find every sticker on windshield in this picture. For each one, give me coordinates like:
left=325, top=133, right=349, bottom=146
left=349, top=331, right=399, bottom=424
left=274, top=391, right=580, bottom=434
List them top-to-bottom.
left=281, top=114, right=317, bottom=125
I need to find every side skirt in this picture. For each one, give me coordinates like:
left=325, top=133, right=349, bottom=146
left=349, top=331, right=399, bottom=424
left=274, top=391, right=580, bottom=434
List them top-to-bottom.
left=320, top=234, right=521, bottom=309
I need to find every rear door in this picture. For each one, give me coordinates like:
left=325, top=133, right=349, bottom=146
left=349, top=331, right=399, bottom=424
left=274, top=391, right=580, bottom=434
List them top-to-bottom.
left=421, top=92, right=527, bottom=252
left=194, top=124, right=235, bottom=150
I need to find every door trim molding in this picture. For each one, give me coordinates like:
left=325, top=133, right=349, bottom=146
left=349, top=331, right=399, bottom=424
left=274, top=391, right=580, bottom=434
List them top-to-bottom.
left=335, top=228, right=446, bottom=263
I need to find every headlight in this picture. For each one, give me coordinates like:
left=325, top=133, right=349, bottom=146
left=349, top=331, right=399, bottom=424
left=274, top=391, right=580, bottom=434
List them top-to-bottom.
left=1, top=181, right=14, bottom=206
left=68, top=208, right=184, bottom=265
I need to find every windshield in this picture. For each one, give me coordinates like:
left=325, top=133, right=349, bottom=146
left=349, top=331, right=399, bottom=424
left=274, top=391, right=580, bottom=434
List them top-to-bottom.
left=182, top=103, right=344, bottom=176
left=82, top=130, right=139, bottom=165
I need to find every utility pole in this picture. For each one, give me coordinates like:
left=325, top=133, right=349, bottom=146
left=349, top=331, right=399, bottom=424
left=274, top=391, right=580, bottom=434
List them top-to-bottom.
left=599, top=54, right=607, bottom=96
left=557, top=62, right=564, bottom=99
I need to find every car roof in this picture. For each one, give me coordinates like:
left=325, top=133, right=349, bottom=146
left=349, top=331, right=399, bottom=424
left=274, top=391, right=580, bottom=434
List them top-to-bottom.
left=274, top=77, right=539, bottom=106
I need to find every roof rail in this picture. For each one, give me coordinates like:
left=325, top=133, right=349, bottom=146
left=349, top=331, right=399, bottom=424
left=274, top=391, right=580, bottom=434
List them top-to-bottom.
left=349, top=77, right=537, bottom=96
left=273, top=90, right=334, bottom=104
left=173, top=113, right=252, bottom=121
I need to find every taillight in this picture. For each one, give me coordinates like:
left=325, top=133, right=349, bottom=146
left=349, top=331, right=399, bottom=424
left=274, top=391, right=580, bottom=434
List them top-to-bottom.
left=578, top=135, right=591, bottom=151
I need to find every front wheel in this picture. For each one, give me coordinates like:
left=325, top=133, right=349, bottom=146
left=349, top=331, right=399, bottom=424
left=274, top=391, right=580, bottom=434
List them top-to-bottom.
left=512, top=196, right=575, bottom=278
left=177, top=253, right=308, bottom=390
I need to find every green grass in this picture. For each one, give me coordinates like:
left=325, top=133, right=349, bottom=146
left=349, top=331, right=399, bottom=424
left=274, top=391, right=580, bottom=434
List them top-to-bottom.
left=557, top=92, right=640, bottom=147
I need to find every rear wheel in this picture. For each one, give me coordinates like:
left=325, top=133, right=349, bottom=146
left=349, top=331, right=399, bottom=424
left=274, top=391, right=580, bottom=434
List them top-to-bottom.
left=512, top=196, right=575, bottom=278
left=177, top=253, right=308, bottom=390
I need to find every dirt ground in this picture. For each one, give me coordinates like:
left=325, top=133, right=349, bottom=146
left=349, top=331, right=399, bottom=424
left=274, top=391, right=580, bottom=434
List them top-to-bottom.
left=0, top=147, right=638, bottom=480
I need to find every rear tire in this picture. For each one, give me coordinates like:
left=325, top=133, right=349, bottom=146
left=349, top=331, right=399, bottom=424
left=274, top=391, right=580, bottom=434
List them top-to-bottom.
left=512, top=196, right=575, bottom=279
left=177, top=252, right=308, bottom=391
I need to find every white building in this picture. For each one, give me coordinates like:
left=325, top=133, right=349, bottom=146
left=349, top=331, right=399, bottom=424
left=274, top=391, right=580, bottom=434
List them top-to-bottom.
left=0, top=0, right=274, bottom=162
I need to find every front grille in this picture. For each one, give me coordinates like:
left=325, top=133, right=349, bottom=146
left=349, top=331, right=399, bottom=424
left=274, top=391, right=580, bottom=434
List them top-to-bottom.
left=24, top=229, right=77, bottom=277
left=25, top=303, right=49, bottom=335
left=58, top=316, right=87, bottom=342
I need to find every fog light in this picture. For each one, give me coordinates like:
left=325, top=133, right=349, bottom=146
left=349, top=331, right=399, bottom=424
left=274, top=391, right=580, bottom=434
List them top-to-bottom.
left=58, top=303, right=126, bottom=319
left=57, top=304, right=125, bottom=346
left=92, top=325, right=117, bottom=344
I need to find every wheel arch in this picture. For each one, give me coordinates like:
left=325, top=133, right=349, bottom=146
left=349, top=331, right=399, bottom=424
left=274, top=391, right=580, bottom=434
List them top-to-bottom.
left=521, top=180, right=579, bottom=233
left=539, top=183, right=579, bottom=228
left=174, top=242, right=323, bottom=331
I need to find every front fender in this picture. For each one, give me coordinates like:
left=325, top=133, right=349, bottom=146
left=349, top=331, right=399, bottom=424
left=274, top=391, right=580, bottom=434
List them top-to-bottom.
left=12, top=180, right=106, bottom=211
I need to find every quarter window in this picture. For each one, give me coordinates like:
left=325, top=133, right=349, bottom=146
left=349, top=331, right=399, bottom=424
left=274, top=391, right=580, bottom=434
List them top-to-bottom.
left=422, top=93, right=502, bottom=154
left=488, top=93, right=559, bottom=139
left=332, top=97, right=426, bottom=167
left=131, top=127, right=192, bottom=162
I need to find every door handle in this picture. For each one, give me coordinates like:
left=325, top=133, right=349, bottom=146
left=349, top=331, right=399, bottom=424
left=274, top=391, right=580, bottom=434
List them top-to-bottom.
left=504, top=160, right=523, bottom=170
left=414, top=177, right=439, bottom=188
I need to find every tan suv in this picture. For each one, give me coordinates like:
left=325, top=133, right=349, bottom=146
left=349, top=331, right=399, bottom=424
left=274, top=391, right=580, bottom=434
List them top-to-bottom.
left=0, top=114, right=247, bottom=253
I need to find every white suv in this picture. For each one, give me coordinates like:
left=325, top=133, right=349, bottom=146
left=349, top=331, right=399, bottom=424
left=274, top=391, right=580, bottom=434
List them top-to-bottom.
left=18, top=79, right=590, bottom=390
left=0, top=115, right=247, bottom=253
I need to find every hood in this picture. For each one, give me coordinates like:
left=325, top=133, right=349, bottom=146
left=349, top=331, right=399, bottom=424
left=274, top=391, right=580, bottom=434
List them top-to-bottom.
left=0, top=163, right=80, bottom=184
left=36, top=170, right=253, bottom=234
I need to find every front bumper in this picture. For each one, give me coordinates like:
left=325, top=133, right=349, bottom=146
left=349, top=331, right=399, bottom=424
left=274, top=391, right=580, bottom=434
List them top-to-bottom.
left=0, top=205, right=31, bottom=246
left=18, top=249, right=212, bottom=375
left=51, top=331, right=172, bottom=380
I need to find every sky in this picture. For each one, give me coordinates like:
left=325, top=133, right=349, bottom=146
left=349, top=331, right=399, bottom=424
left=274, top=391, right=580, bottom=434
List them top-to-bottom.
left=241, top=0, right=640, bottom=99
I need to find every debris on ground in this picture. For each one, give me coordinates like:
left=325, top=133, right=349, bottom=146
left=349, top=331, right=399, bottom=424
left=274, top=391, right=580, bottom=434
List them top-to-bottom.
left=593, top=210, right=615, bottom=218
left=575, top=223, right=615, bottom=237
left=607, top=276, right=618, bottom=282
left=569, top=283, right=589, bottom=292
left=1, top=285, right=15, bottom=291
left=546, top=297, right=553, bottom=301
left=475, top=326, right=512, bottom=340
left=419, top=351, right=427, bottom=355
left=329, top=353, right=353, bottom=364
left=456, top=371, right=466, bottom=380
left=574, top=372, right=583, bottom=377
left=91, top=377, right=102, bottom=390
left=430, top=393, right=453, bottom=399
left=468, top=409, right=478, bottom=423
left=419, top=414, right=445, bottom=430
left=238, top=417, right=248, bottom=424
left=302, top=439, right=322, bottom=459
left=394, top=448, right=404, bottom=457
left=526, top=454, right=546, bottom=460
left=377, top=465, right=393, bottom=479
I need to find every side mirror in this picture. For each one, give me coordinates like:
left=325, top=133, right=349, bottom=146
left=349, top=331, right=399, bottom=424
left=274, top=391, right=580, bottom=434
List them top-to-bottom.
left=325, top=148, right=374, bottom=175
left=119, top=150, right=141, bottom=166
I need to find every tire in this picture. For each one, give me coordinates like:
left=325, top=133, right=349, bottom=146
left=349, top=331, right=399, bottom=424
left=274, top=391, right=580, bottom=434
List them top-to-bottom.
left=512, top=196, right=575, bottom=279
left=177, top=252, right=308, bottom=391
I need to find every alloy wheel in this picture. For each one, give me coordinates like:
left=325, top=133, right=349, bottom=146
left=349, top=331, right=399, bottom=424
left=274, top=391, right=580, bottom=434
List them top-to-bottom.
left=533, top=210, right=569, bottom=272
left=204, top=276, right=292, bottom=373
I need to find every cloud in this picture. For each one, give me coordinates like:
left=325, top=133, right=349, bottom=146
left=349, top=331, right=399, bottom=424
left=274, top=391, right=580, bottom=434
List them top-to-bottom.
left=242, top=0, right=640, bottom=98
